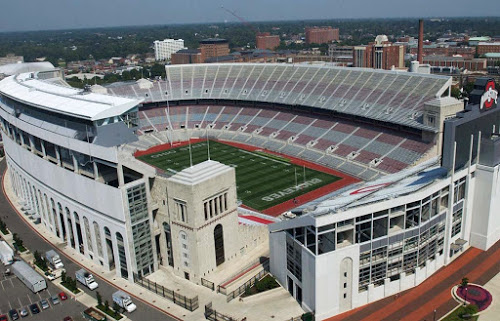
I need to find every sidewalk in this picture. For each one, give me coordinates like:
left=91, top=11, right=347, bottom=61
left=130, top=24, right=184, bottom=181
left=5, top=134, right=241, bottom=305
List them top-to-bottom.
left=3, top=168, right=304, bottom=321
left=325, top=240, right=500, bottom=321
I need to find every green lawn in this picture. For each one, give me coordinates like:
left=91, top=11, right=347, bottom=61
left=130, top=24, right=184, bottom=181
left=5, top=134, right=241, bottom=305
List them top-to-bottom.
left=137, top=141, right=341, bottom=211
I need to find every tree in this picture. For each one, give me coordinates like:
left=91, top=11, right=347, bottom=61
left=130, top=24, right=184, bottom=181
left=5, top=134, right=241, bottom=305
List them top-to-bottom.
left=150, top=63, right=166, bottom=79
left=451, top=87, right=462, bottom=99
left=13, top=233, right=23, bottom=249
left=61, top=270, right=66, bottom=283
left=461, top=277, right=469, bottom=288
left=96, top=291, right=102, bottom=306
left=113, top=301, right=121, bottom=316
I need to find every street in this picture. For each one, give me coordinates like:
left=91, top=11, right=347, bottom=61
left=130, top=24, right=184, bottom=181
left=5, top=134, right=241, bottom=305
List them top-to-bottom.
left=0, top=160, right=179, bottom=321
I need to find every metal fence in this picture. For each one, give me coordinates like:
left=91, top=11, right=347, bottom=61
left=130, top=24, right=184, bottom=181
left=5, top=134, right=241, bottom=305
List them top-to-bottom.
left=217, top=258, right=269, bottom=295
left=226, top=269, right=267, bottom=302
left=133, top=273, right=199, bottom=311
left=201, top=278, right=215, bottom=291
left=205, top=302, right=240, bottom=321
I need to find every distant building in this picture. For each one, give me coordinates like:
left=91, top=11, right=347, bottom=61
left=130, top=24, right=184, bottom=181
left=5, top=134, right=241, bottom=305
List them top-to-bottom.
left=305, top=26, right=339, bottom=44
left=256, top=33, right=280, bottom=50
left=353, top=35, right=404, bottom=70
left=468, top=36, right=491, bottom=46
left=199, top=38, right=230, bottom=61
left=154, top=39, right=186, bottom=61
left=477, top=42, right=500, bottom=55
left=328, top=45, right=353, bottom=65
left=409, top=45, right=476, bottom=59
left=171, top=49, right=204, bottom=65
left=484, top=53, right=500, bottom=66
left=0, top=54, right=23, bottom=66
left=423, top=56, right=487, bottom=71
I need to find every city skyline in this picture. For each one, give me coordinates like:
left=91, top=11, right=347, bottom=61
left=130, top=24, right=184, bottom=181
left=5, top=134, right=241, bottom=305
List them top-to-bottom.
left=0, top=0, right=498, bottom=32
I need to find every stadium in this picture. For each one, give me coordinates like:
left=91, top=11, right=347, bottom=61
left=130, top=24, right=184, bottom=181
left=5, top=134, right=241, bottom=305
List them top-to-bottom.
left=0, top=62, right=499, bottom=320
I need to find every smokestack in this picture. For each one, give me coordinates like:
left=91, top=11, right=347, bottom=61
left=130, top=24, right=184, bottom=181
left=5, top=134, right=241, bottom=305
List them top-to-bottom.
left=418, top=19, right=424, bottom=64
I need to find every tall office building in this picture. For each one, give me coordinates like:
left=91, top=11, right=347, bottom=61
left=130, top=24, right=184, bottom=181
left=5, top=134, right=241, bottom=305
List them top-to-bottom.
left=305, top=26, right=339, bottom=44
left=256, top=33, right=280, bottom=50
left=353, top=35, right=404, bottom=70
left=199, top=38, right=230, bottom=61
left=154, top=39, right=186, bottom=61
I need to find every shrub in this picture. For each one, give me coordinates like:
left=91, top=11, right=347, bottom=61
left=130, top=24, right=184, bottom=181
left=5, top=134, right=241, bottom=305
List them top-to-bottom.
left=255, top=275, right=279, bottom=292
left=461, top=304, right=479, bottom=317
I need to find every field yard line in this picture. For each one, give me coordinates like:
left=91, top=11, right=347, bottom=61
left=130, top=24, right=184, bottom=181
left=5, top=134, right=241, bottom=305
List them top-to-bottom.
left=239, top=149, right=290, bottom=166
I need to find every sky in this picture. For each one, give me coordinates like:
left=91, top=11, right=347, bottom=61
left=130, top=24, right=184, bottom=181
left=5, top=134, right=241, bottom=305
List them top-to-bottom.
left=0, top=0, right=497, bottom=32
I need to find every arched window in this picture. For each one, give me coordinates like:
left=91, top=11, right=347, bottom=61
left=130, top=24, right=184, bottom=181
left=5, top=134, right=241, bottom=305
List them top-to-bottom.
left=83, top=217, right=93, bottom=252
left=93, top=221, right=103, bottom=257
left=214, top=224, right=225, bottom=266
left=116, top=232, right=128, bottom=279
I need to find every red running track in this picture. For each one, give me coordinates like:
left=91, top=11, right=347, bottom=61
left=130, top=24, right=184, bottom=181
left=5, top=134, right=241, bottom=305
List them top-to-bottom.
left=134, top=139, right=360, bottom=216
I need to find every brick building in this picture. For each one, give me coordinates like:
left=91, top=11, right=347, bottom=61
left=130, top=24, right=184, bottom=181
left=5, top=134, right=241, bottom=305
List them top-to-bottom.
left=305, top=27, right=339, bottom=44
left=256, top=33, right=280, bottom=50
left=353, top=35, right=404, bottom=70
left=199, top=38, right=230, bottom=60
left=477, top=42, right=500, bottom=55
left=409, top=45, right=476, bottom=59
left=171, top=49, right=204, bottom=65
left=423, top=56, right=487, bottom=71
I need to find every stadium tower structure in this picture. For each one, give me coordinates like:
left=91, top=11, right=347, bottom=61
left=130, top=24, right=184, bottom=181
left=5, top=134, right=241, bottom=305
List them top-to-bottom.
left=2, top=62, right=496, bottom=320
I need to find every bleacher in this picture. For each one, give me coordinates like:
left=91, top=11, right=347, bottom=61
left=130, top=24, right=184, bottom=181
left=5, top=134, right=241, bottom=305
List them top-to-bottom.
left=107, top=63, right=450, bottom=131
left=134, top=105, right=434, bottom=179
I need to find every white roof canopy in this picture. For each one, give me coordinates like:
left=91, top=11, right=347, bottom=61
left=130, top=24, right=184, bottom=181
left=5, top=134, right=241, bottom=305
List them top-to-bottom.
left=0, top=72, right=142, bottom=121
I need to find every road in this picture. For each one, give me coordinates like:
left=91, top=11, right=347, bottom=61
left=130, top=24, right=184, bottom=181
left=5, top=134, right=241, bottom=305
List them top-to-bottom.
left=0, top=160, right=179, bottom=321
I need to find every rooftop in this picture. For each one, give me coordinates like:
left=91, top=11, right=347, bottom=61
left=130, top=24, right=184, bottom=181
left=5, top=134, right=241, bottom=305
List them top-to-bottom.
left=200, top=38, right=228, bottom=44
left=0, top=71, right=142, bottom=121
left=306, top=157, right=444, bottom=217
left=167, top=160, right=233, bottom=186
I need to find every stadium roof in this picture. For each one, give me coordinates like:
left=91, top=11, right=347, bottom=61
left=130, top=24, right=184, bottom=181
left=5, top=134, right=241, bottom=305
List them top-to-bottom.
left=0, top=62, right=54, bottom=76
left=0, top=71, right=142, bottom=121
left=269, top=157, right=444, bottom=232
left=306, top=157, right=444, bottom=217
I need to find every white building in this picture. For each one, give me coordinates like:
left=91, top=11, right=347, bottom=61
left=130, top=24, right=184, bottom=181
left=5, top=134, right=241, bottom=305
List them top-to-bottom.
left=153, top=39, right=186, bottom=61
left=5, top=63, right=498, bottom=320
left=0, top=64, right=268, bottom=286
left=269, top=78, right=500, bottom=320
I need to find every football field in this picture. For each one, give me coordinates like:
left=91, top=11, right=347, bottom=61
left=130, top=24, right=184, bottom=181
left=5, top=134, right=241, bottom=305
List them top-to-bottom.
left=137, top=141, right=341, bottom=211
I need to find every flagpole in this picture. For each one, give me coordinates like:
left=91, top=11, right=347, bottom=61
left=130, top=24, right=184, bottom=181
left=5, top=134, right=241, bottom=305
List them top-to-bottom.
left=207, top=127, right=211, bottom=161
left=188, top=137, right=193, bottom=167
left=295, top=168, right=298, bottom=190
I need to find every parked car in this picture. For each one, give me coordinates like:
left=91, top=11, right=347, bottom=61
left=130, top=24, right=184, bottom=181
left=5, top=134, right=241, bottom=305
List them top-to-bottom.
left=58, top=291, right=68, bottom=300
left=51, top=295, right=60, bottom=305
left=40, top=299, right=50, bottom=310
left=29, top=303, right=40, bottom=315
left=19, top=308, right=28, bottom=317
left=8, top=309, right=19, bottom=320
left=0, top=314, right=8, bottom=321
left=63, top=317, right=74, bottom=321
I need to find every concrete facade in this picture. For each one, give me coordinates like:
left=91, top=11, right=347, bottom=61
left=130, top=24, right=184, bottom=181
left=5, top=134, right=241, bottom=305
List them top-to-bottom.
left=154, top=39, right=186, bottom=61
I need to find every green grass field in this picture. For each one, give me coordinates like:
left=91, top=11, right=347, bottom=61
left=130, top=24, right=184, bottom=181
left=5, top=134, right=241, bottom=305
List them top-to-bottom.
left=137, top=141, right=341, bottom=211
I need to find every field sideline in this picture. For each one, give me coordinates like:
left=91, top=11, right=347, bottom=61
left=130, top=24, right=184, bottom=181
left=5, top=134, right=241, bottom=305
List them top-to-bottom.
left=135, top=139, right=359, bottom=215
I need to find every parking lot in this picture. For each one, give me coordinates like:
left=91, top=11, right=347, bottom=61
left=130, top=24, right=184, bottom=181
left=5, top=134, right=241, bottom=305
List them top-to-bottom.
left=0, top=261, right=86, bottom=321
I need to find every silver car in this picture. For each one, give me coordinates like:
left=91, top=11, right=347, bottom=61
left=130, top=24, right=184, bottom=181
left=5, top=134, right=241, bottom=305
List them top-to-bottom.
left=51, top=295, right=60, bottom=305
left=40, top=299, right=50, bottom=310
